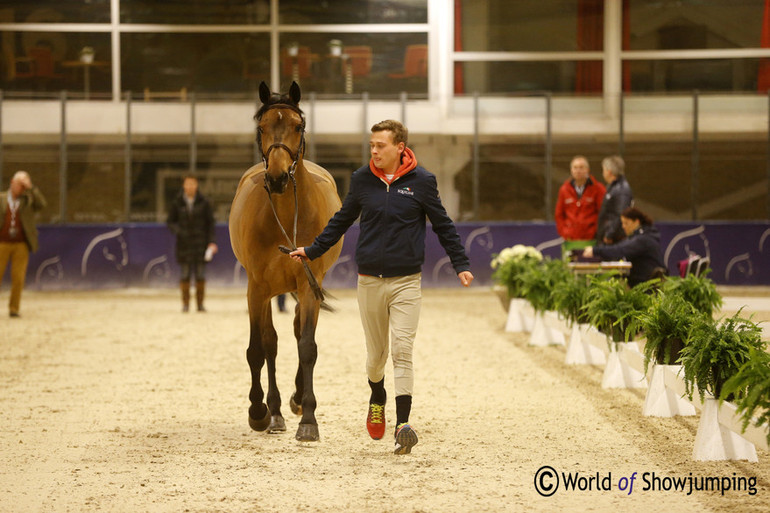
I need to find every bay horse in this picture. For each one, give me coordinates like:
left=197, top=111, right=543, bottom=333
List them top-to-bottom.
left=229, top=81, right=343, bottom=441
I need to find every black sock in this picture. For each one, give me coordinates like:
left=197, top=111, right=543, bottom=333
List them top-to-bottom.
left=368, top=378, right=386, bottom=405
left=395, top=395, right=412, bottom=425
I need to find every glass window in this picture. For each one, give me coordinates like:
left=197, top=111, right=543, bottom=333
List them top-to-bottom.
left=0, top=0, right=110, bottom=23
left=120, top=0, right=269, bottom=25
left=280, top=0, right=427, bottom=24
left=457, top=0, right=602, bottom=52
left=626, top=0, right=765, bottom=50
left=0, top=31, right=112, bottom=97
left=121, top=33, right=270, bottom=97
left=279, top=33, right=428, bottom=98
left=625, top=58, right=761, bottom=93
left=456, top=61, right=603, bottom=95
left=195, top=139, right=256, bottom=221
left=699, top=141, right=766, bottom=220
left=129, top=142, right=190, bottom=222
left=68, top=144, right=126, bottom=222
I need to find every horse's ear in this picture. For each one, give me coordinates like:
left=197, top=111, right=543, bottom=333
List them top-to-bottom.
left=289, top=81, right=301, bottom=105
left=258, top=82, right=271, bottom=105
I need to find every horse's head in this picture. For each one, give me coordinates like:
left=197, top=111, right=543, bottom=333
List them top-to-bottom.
left=256, top=81, right=306, bottom=194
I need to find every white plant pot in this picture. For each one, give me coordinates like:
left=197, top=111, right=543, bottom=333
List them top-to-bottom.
left=505, top=298, right=533, bottom=333
left=528, top=311, right=565, bottom=347
left=565, top=323, right=607, bottom=365
left=601, top=341, right=647, bottom=389
left=642, top=365, right=696, bottom=417
left=693, top=398, right=757, bottom=462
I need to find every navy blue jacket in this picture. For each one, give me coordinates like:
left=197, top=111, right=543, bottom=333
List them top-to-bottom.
left=305, top=163, right=471, bottom=278
left=596, top=175, right=634, bottom=244
left=592, top=225, right=666, bottom=287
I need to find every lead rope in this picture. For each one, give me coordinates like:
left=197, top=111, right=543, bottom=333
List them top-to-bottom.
left=264, top=172, right=324, bottom=301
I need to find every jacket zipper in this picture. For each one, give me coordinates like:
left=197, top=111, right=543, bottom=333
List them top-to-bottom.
left=378, top=177, right=391, bottom=277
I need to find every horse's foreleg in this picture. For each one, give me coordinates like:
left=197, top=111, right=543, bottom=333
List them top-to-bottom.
left=246, top=281, right=274, bottom=433
left=294, top=293, right=321, bottom=442
left=262, top=302, right=286, bottom=433
left=290, top=310, right=303, bottom=416
left=246, top=312, right=270, bottom=432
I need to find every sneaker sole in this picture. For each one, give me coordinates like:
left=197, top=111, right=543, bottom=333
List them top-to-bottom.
left=394, top=427, right=418, bottom=455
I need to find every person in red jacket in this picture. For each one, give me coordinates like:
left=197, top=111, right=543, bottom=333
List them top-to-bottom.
left=554, top=155, right=605, bottom=255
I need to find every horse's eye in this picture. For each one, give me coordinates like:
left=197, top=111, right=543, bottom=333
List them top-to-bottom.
left=295, top=124, right=303, bottom=133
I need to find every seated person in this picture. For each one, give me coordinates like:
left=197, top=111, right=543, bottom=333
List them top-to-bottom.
left=582, top=206, right=666, bottom=287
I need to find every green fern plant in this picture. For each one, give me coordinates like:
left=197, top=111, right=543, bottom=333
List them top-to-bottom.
left=490, top=247, right=543, bottom=299
left=519, top=258, right=571, bottom=313
left=661, top=271, right=722, bottom=317
left=550, top=273, right=591, bottom=326
left=582, top=275, right=655, bottom=344
left=639, top=292, right=704, bottom=374
left=680, top=311, right=766, bottom=402
left=720, top=348, right=770, bottom=447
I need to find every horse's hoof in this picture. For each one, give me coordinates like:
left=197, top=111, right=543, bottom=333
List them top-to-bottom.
left=290, top=394, right=302, bottom=416
left=248, top=405, right=271, bottom=432
left=268, top=415, right=286, bottom=434
left=295, top=423, right=320, bottom=442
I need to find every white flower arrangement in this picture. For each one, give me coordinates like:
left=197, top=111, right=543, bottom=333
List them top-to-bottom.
left=490, top=244, right=543, bottom=269
left=491, top=244, right=545, bottom=298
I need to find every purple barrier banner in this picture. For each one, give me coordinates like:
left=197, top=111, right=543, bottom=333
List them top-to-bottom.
left=13, top=221, right=770, bottom=290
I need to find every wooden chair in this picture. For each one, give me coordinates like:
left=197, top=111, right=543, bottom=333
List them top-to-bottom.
left=388, top=44, right=427, bottom=79
left=15, top=45, right=64, bottom=82
left=28, top=46, right=63, bottom=79
left=281, top=46, right=313, bottom=80
left=343, top=46, right=372, bottom=77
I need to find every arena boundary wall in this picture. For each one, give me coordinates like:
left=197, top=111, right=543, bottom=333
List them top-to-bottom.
left=10, top=221, right=770, bottom=290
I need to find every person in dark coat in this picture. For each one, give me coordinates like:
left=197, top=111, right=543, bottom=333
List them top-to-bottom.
left=289, top=119, right=473, bottom=455
left=596, top=155, right=634, bottom=245
left=167, top=175, right=218, bottom=312
left=583, top=206, right=666, bottom=287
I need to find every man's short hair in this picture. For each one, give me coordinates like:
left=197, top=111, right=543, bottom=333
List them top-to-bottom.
left=371, top=119, right=408, bottom=146
left=602, top=155, right=625, bottom=177
left=12, top=170, right=29, bottom=183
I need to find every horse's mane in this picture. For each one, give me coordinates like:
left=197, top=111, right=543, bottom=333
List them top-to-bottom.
left=255, top=93, right=304, bottom=121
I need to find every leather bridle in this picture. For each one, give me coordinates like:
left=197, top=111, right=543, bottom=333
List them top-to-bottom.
left=256, top=102, right=323, bottom=301
left=256, top=103, right=306, bottom=177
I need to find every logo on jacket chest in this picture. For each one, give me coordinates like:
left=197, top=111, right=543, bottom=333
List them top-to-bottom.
left=397, top=187, right=415, bottom=197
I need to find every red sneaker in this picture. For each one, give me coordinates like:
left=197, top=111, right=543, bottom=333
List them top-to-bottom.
left=366, top=403, right=386, bottom=440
